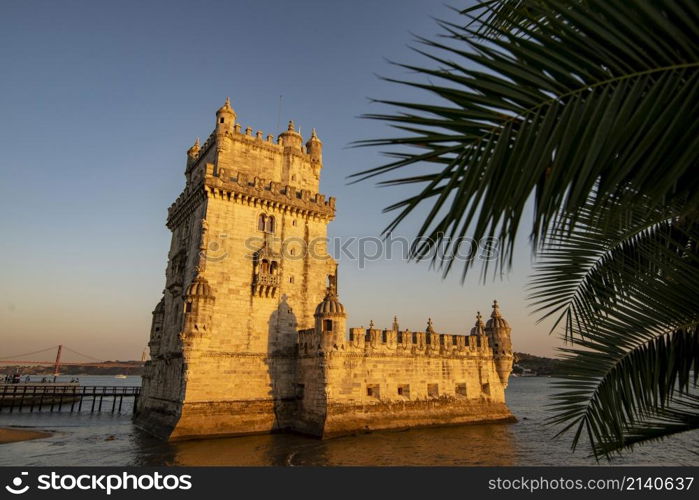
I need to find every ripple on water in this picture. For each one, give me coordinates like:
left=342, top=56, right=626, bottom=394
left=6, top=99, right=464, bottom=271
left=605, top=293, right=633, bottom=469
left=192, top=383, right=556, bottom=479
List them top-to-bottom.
left=0, top=377, right=697, bottom=466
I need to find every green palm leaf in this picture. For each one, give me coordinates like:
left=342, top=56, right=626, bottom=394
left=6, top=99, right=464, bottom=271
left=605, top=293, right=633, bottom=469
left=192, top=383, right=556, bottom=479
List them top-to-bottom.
left=353, top=0, right=699, bottom=278
left=535, top=201, right=699, bottom=456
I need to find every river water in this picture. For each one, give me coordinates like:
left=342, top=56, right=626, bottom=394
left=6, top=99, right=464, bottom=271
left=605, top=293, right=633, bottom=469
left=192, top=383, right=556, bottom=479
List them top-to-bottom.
left=0, top=376, right=696, bottom=466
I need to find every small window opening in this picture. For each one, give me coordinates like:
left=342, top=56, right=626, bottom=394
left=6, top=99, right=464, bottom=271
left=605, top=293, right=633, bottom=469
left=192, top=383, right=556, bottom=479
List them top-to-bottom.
left=427, top=383, right=439, bottom=398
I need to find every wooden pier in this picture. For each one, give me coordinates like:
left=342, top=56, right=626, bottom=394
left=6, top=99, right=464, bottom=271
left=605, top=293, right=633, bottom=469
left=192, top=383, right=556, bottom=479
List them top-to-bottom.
left=0, top=384, right=140, bottom=414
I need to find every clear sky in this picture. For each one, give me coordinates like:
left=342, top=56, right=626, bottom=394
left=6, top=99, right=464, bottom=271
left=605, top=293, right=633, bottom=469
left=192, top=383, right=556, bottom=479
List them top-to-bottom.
left=0, top=0, right=561, bottom=362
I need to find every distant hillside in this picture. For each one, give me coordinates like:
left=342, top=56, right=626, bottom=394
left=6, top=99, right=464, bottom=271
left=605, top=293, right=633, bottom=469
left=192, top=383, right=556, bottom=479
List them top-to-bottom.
left=513, top=352, right=565, bottom=376
left=4, top=354, right=561, bottom=378
left=1, top=361, right=144, bottom=376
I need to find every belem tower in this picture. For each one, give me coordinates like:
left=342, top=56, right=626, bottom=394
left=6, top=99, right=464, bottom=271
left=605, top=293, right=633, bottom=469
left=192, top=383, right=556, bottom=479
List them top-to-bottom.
left=135, top=98, right=516, bottom=440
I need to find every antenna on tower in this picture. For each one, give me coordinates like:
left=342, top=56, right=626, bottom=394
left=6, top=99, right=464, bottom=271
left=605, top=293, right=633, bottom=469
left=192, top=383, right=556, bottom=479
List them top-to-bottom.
left=276, top=95, right=283, bottom=131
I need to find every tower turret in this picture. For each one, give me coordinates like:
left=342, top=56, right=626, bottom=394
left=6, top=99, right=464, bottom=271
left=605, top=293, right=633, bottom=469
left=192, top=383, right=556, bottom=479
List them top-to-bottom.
left=215, top=97, right=236, bottom=135
left=279, top=120, right=303, bottom=150
left=305, top=128, right=322, bottom=165
left=186, top=137, right=200, bottom=170
left=313, top=267, right=346, bottom=347
left=182, top=270, right=216, bottom=344
left=148, top=298, right=165, bottom=357
left=485, top=300, right=513, bottom=387
left=469, top=311, right=488, bottom=348
left=470, top=311, right=485, bottom=336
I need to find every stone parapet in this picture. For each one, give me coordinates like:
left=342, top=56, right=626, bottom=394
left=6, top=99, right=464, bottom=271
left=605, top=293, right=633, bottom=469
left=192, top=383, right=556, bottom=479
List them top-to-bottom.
left=297, top=327, right=492, bottom=358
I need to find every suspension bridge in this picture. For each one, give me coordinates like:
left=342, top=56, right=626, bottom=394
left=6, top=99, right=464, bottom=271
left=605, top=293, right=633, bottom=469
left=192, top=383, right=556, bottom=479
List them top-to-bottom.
left=0, top=344, right=147, bottom=376
left=0, top=345, right=145, bottom=414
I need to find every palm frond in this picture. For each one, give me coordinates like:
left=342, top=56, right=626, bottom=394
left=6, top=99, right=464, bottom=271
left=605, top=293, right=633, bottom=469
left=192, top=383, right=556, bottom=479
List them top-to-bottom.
left=353, top=0, right=699, bottom=279
left=461, top=0, right=552, bottom=39
left=529, top=199, right=699, bottom=338
left=536, top=202, right=699, bottom=455
left=551, top=325, right=699, bottom=458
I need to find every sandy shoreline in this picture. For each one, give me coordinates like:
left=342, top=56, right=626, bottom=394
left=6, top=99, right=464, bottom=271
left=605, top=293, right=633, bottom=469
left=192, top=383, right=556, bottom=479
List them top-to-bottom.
left=0, top=427, right=53, bottom=444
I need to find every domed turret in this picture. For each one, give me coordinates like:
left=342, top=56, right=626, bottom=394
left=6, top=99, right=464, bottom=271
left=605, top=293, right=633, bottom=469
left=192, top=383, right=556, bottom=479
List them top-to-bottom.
left=215, top=97, right=236, bottom=134
left=279, top=120, right=303, bottom=150
left=305, top=128, right=322, bottom=164
left=186, top=137, right=201, bottom=170
left=187, top=137, right=200, bottom=157
left=314, top=267, right=346, bottom=338
left=182, top=271, right=215, bottom=342
left=185, top=274, right=214, bottom=298
left=314, top=293, right=346, bottom=316
left=149, top=298, right=166, bottom=357
left=153, top=298, right=165, bottom=314
left=484, top=300, right=513, bottom=388
left=486, top=300, right=510, bottom=330
left=470, top=311, right=486, bottom=336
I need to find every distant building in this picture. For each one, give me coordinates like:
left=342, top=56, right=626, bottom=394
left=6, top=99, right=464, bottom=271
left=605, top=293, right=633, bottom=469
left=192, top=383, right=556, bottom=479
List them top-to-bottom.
left=134, top=99, right=515, bottom=440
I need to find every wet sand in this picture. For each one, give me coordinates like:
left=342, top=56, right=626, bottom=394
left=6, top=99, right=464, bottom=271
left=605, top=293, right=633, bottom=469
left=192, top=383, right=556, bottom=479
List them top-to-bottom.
left=0, top=427, right=52, bottom=444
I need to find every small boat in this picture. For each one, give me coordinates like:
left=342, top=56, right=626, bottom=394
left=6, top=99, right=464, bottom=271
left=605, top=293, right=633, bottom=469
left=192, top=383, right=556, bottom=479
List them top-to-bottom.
left=114, top=374, right=128, bottom=379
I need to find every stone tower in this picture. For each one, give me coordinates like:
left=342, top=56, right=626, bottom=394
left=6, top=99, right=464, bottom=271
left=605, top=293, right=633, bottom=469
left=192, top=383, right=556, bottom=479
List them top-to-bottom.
left=135, top=98, right=336, bottom=439
left=313, top=267, right=347, bottom=350
left=485, top=300, right=514, bottom=388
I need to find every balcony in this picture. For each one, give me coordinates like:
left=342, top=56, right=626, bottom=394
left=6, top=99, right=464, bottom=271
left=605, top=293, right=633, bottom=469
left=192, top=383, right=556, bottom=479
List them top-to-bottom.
left=252, top=273, right=280, bottom=297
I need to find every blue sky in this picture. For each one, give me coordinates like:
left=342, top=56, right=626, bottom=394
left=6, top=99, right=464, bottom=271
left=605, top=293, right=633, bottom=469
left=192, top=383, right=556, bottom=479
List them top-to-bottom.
left=0, top=0, right=558, bottom=361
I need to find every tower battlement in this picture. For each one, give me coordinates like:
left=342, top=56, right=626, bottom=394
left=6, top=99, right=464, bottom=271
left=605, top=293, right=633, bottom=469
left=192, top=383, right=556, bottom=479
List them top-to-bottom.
left=189, top=122, right=318, bottom=169
left=167, top=165, right=336, bottom=228
left=297, top=325, right=493, bottom=357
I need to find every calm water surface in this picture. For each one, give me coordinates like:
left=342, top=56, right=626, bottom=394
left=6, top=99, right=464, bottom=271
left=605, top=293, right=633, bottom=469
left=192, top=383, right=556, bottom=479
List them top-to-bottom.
left=1, top=376, right=697, bottom=466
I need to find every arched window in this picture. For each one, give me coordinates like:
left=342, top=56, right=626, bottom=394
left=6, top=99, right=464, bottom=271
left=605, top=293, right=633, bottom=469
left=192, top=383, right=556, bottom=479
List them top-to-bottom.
left=258, top=214, right=276, bottom=233
left=260, top=259, right=270, bottom=274
left=270, top=261, right=278, bottom=275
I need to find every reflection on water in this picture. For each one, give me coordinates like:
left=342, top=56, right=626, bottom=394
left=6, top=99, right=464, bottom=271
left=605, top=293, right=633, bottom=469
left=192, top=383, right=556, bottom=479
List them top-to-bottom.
left=1, top=376, right=697, bottom=466
left=162, top=424, right=517, bottom=466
